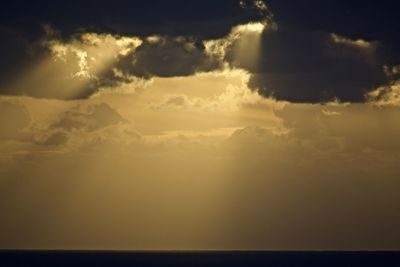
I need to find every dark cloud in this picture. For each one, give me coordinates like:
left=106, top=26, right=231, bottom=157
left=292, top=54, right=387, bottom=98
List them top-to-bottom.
left=1, top=0, right=400, bottom=103
left=243, top=1, right=400, bottom=103
left=243, top=27, right=388, bottom=102
left=111, top=37, right=222, bottom=80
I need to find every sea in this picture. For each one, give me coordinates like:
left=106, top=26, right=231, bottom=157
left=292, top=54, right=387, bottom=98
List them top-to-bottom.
left=1, top=251, right=400, bottom=266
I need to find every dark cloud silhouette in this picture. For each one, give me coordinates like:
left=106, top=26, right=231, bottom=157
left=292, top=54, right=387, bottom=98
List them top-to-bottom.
left=244, top=27, right=388, bottom=102
left=111, top=37, right=222, bottom=80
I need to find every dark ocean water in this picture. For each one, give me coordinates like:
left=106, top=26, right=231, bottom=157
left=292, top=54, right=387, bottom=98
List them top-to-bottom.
left=1, top=251, right=400, bottom=267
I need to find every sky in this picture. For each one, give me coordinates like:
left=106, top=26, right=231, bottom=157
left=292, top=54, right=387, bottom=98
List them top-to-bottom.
left=0, top=0, right=399, bottom=250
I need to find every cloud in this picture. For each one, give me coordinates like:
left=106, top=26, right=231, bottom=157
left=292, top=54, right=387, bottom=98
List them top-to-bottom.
left=0, top=1, right=273, bottom=100
left=1, top=1, right=400, bottom=104
left=1, top=7, right=396, bottom=104
left=97, top=22, right=396, bottom=104
left=49, top=23, right=269, bottom=96
left=0, top=27, right=247, bottom=99
left=245, top=28, right=388, bottom=103
left=1, top=32, right=143, bottom=99
left=330, top=33, right=373, bottom=49
left=111, top=36, right=222, bottom=79
left=149, top=79, right=263, bottom=112
left=366, top=80, right=400, bottom=106
left=0, top=100, right=132, bottom=155
left=52, top=102, right=126, bottom=131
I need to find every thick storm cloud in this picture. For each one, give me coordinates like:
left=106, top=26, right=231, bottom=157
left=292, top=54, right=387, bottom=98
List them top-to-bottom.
left=0, top=0, right=400, bottom=103
left=245, top=28, right=388, bottom=102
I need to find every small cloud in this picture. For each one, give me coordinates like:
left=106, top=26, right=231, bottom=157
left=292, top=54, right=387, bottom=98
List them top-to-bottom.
left=253, top=0, right=268, bottom=11
left=330, top=33, right=374, bottom=49
left=383, top=65, right=400, bottom=81
left=366, top=81, right=400, bottom=106
left=164, top=95, right=187, bottom=107
left=52, top=102, right=126, bottom=131
left=322, top=109, right=341, bottom=116
left=228, top=125, right=285, bottom=145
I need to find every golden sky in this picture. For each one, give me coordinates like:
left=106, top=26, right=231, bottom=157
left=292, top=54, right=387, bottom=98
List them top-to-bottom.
left=1, top=3, right=400, bottom=250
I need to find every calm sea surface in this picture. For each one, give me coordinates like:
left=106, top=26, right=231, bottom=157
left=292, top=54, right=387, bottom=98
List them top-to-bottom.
left=1, top=251, right=399, bottom=266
